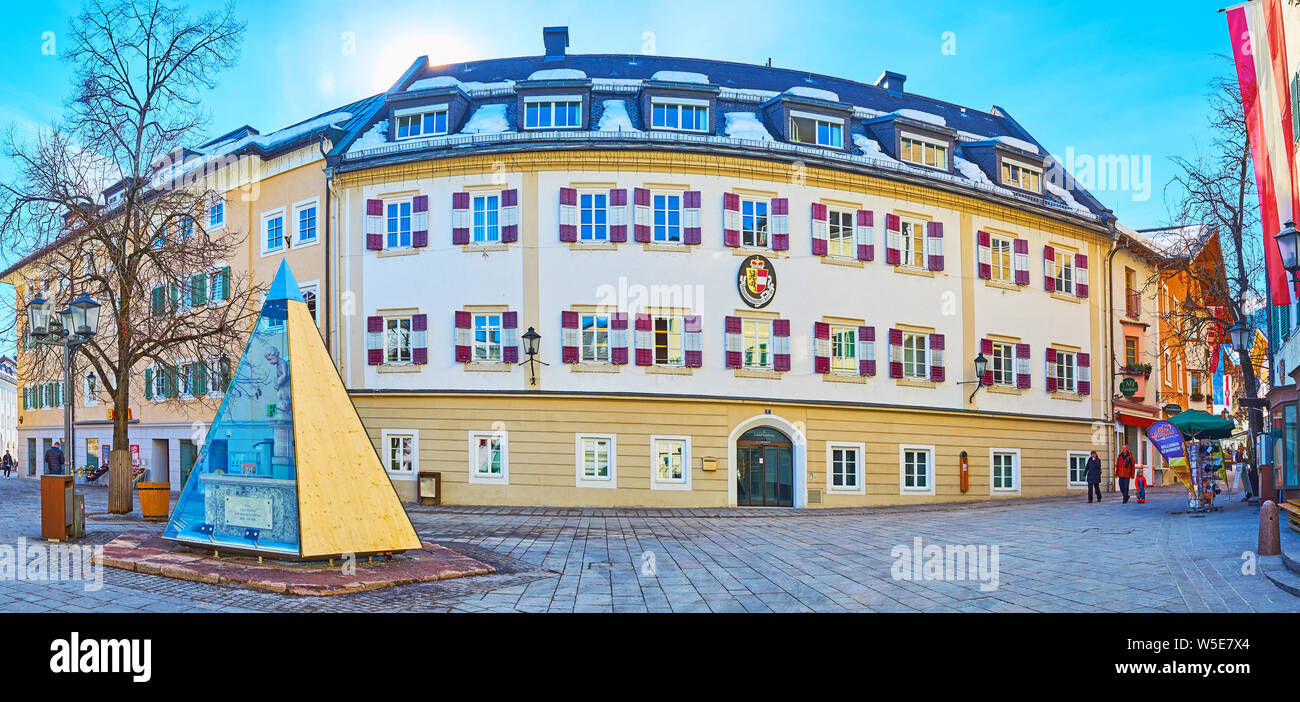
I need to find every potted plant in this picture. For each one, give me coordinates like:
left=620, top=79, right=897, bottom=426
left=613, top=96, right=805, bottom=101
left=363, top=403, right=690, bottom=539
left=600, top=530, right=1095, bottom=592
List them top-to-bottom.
left=1124, top=362, right=1152, bottom=378
left=1190, top=392, right=1205, bottom=402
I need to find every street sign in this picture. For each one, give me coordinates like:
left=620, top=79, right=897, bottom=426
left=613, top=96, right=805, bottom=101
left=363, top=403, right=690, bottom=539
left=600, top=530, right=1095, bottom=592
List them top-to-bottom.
left=1119, top=378, right=1138, bottom=397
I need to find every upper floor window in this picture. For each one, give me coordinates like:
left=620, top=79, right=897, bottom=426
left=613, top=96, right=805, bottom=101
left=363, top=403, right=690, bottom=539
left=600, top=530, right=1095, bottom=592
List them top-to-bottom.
left=524, top=97, right=581, bottom=129
left=651, top=98, right=708, bottom=132
left=395, top=107, right=448, bottom=139
left=789, top=111, right=842, bottom=147
left=900, top=134, right=948, bottom=170
left=1001, top=159, right=1042, bottom=192
left=580, top=192, right=607, bottom=241
left=653, top=193, right=681, bottom=243
left=473, top=194, right=500, bottom=243
left=208, top=198, right=225, bottom=229
left=741, top=198, right=769, bottom=248
left=295, top=200, right=318, bottom=244
left=387, top=200, right=412, bottom=248
left=827, top=209, right=854, bottom=258
left=263, top=210, right=285, bottom=253
left=900, top=218, right=927, bottom=269
left=989, top=233, right=1013, bottom=283
left=1053, top=250, right=1076, bottom=295
left=1125, top=268, right=1140, bottom=317
left=473, top=313, right=502, bottom=363
left=581, top=313, right=610, bottom=363
left=653, top=315, right=684, bottom=366
left=385, top=316, right=412, bottom=364
left=742, top=318, right=771, bottom=369
left=830, top=325, right=858, bottom=374
left=902, top=332, right=929, bottom=379
left=1125, top=337, right=1139, bottom=367
left=990, top=341, right=1015, bottom=386
left=1052, top=349, right=1077, bottom=392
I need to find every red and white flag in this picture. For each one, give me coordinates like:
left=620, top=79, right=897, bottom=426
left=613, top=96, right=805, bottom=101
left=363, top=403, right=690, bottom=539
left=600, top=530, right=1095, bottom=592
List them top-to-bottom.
left=1228, top=0, right=1297, bottom=305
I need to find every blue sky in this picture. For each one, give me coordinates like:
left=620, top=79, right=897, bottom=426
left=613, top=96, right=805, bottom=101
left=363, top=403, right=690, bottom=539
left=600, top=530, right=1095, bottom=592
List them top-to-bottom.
left=0, top=0, right=1232, bottom=228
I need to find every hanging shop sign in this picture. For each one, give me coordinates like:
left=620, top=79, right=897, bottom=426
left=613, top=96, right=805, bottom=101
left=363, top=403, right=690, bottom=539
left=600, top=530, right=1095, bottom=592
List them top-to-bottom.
left=737, top=254, right=777, bottom=308
left=1119, top=378, right=1138, bottom=397
left=1163, top=403, right=1182, bottom=415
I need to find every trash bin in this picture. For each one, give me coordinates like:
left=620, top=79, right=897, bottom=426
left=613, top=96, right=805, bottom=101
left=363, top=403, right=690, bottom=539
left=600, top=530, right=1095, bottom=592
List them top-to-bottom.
left=418, top=471, right=442, bottom=506
left=41, top=474, right=74, bottom=540
left=137, top=482, right=171, bottom=521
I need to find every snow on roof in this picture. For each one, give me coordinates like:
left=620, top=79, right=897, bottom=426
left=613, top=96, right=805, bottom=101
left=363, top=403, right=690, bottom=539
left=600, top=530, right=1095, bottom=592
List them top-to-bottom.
left=527, top=68, right=587, bottom=81
left=651, top=70, right=709, bottom=84
left=407, top=75, right=460, bottom=91
left=592, top=77, right=643, bottom=90
left=460, top=80, right=516, bottom=94
left=786, top=86, right=840, bottom=102
left=596, top=100, right=641, bottom=132
left=460, top=104, right=512, bottom=134
left=892, top=108, right=947, bottom=127
left=154, top=110, right=352, bottom=186
left=724, top=112, right=774, bottom=142
left=347, top=119, right=389, bottom=154
left=852, top=135, right=898, bottom=164
left=995, top=135, right=1039, bottom=154
left=953, top=154, right=992, bottom=186
left=1043, top=179, right=1091, bottom=215
left=1134, top=224, right=1213, bottom=258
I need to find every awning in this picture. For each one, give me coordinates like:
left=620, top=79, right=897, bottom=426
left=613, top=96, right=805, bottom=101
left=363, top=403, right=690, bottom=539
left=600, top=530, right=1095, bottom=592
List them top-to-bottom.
left=1117, top=412, right=1156, bottom=429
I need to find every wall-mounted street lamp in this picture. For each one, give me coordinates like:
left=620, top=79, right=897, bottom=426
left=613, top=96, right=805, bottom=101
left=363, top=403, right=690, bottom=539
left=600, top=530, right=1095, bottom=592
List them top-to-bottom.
left=1276, top=220, right=1300, bottom=283
left=27, top=291, right=101, bottom=481
left=518, top=326, right=547, bottom=385
left=958, top=352, right=990, bottom=404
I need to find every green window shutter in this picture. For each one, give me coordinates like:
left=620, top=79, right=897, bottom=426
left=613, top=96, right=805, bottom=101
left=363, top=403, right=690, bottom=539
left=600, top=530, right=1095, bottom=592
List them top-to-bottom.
left=220, top=266, right=231, bottom=301
left=191, top=273, right=207, bottom=306
left=170, top=283, right=180, bottom=312
left=151, top=286, right=163, bottom=317
left=219, top=356, right=231, bottom=391
left=193, top=363, right=207, bottom=396
left=167, top=365, right=179, bottom=398
left=144, top=368, right=153, bottom=399
left=53, top=382, right=60, bottom=407
left=42, top=383, right=49, bottom=408
left=22, top=387, right=28, bottom=410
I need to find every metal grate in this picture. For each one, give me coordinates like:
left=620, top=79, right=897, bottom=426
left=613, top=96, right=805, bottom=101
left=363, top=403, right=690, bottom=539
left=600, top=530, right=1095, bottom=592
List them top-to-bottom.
left=807, top=489, right=822, bottom=504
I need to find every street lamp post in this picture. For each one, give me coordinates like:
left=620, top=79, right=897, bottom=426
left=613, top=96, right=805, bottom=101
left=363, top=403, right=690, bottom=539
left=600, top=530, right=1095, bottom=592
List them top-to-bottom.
left=27, top=292, right=101, bottom=482
left=517, top=327, right=547, bottom=385
left=959, top=352, right=990, bottom=404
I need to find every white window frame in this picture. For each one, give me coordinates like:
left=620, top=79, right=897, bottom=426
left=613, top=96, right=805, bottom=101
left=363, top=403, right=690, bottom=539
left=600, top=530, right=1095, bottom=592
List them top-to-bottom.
left=523, top=95, right=583, bottom=129
left=649, top=97, right=709, bottom=133
left=394, top=105, right=450, bottom=139
left=789, top=110, right=844, bottom=148
left=899, top=131, right=949, bottom=170
left=1000, top=157, right=1043, bottom=193
left=578, top=190, right=609, bottom=242
left=651, top=191, right=682, bottom=244
left=471, top=192, right=501, bottom=244
left=207, top=196, right=225, bottom=231
left=739, top=196, right=770, bottom=249
left=293, top=197, right=320, bottom=248
left=386, top=197, right=413, bottom=249
left=260, top=207, right=287, bottom=256
left=826, top=208, right=855, bottom=259
left=899, top=217, right=928, bottom=269
left=989, top=233, right=1014, bottom=283
left=1054, top=249, right=1076, bottom=295
left=299, top=279, right=320, bottom=327
left=472, top=312, right=503, bottom=364
left=580, top=312, right=610, bottom=364
left=652, top=314, right=685, bottom=367
left=385, top=315, right=413, bottom=365
left=741, top=318, right=772, bottom=370
left=829, top=324, right=858, bottom=375
left=902, top=332, right=929, bottom=379
left=990, top=340, right=1015, bottom=387
left=1053, top=349, right=1077, bottom=393
left=206, top=354, right=229, bottom=398
left=176, top=356, right=198, bottom=399
left=148, top=364, right=167, bottom=403
left=83, top=372, right=98, bottom=408
left=382, top=429, right=418, bottom=479
left=468, top=430, right=508, bottom=485
left=575, top=433, right=617, bottom=488
left=650, top=435, right=691, bottom=490
left=826, top=441, right=866, bottom=494
left=899, top=444, right=936, bottom=495
left=990, top=448, right=1020, bottom=494
left=1067, top=450, right=1090, bottom=488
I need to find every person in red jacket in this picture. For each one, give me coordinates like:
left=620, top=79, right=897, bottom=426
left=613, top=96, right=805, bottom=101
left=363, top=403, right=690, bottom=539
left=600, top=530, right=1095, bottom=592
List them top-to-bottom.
left=1115, top=445, right=1135, bottom=503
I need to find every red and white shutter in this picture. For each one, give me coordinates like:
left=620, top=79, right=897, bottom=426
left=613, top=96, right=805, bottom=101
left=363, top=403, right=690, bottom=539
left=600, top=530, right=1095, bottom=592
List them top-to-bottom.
left=559, top=187, right=578, bottom=242
left=609, top=188, right=628, bottom=242
left=633, top=188, right=651, bottom=242
left=500, top=189, right=519, bottom=243
left=683, top=191, right=702, bottom=245
left=452, top=192, right=470, bottom=245
left=723, top=193, right=740, bottom=247
left=412, top=195, right=429, bottom=248
left=771, top=198, right=789, bottom=251
left=365, top=199, right=384, bottom=250
left=810, top=203, right=829, bottom=256
left=856, top=210, right=874, bottom=261
left=885, top=214, right=901, bottom=264
left=926, top=222, right=944, bottom=271
left=976, top=231, right=991, bottom=279
left=1013, top=238, right=1030, bottom=285
left=1043, top=245, right=1056, bottom=292
left=1074, top=253, right=1089, bottom=298
left=454, top=311, right=472, bottom=363
left=502, top=311, right=519, bottom=363
left=561, top=311, right=580, bottom=363
left=610, top=313, right=629, bottom=364
left=634, top=313, right=653, bottom=365
left=412, top=314, right=428, bottom=364
left=684, top=315, right=702, bottom=367
left=366, top=316, right=383, bottom=365
left=724, top=316, right=742, bottom=368
left=773, top=319, right=791, bottom=371
left=813, top=322, right=830, bottom=373
left=858, top=325, right=875, bottom=376
left=888, top=328, right=904, bottom=378
left=928, top=333, right=945, bottom=382
left=980, top=338, right=994, bottom=385
left=1015, top=343, right=1031, bottom=389
left=1045, top=348, right=1058, bottom=392
left=1077, top=352, right=1091, bottom=395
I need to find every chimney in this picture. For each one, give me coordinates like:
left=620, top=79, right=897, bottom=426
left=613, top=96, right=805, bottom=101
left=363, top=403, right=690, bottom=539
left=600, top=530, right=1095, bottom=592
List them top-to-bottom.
left=543, top=26, right=569, bottom=61
left=875, top=70, right=906, bottom=97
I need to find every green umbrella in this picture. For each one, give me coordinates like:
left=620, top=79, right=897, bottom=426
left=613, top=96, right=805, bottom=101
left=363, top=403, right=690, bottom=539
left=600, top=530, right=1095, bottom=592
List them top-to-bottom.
left=1166, top=409, right=1235, bottom=440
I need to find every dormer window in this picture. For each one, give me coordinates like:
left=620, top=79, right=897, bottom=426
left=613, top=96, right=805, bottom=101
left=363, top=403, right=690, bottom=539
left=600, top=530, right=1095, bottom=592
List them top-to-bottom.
left=524, top=96, right=582, bottom=129
left=651, top=98, right=709, bottom=132
left=395, top=106, right=448, bottom=139
left=789, top=111, right=843, bottom=147
left=900, top=133, right=948, bottom=170
left=1001, top=159, right=1042, bottom=193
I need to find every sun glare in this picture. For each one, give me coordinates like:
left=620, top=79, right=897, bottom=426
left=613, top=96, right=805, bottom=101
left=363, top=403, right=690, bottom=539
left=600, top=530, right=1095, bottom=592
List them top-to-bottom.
left=370, top=33, right=481, bottom=91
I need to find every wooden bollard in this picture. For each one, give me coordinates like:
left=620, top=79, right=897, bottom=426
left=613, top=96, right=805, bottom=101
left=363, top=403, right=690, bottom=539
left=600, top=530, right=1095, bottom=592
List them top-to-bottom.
left=1260, top=500, right=1281, bottom=556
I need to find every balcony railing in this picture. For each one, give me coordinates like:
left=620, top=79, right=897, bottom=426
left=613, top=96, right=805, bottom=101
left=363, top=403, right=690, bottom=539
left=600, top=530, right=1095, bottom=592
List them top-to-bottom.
left=1125, top=289, right=1141, bottom=319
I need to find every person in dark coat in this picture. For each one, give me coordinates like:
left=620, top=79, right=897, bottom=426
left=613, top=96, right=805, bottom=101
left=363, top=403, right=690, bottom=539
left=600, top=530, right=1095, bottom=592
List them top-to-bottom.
left=44, top=442, right=65, bottom=475
left=1115, top=445, right=1135, bottom=503
left=1, top=450, right=12, bottom=478
left=1085, top=450, right=1103, bottom=503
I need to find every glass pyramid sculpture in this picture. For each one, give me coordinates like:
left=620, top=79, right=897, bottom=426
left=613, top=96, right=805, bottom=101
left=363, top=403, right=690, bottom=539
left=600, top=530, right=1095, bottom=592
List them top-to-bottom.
left=163, top=261, right=421, bottom=560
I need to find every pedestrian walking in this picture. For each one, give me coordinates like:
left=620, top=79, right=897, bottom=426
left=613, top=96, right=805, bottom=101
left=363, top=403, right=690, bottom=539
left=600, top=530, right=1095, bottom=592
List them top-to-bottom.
left=44, top=441, right=65, bottom=476
left=1115, top=445, right=1135, bottom=503
left=1, top=450, right=12, bottom=478
left=1085, top=450, right=1103, bottom=503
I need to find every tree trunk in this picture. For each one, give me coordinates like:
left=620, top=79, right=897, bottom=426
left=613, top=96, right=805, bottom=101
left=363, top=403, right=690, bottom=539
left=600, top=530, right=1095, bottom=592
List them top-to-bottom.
left=107, top=384, right=132, bottom=514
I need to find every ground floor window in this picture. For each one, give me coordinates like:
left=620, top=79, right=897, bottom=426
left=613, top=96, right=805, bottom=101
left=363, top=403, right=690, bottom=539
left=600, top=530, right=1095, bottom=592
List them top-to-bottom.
left=383, top=430, right=417, bottom=477
left=469, top=431, right=508, bottom=484
left=576, top=433, right=615, bottom=487
left=651, top=435, right=690, bottom=490
left=827, top=442, right=864, bottom=493
left=900, top=445, right=934, bottom=494
left=991, top=450, right=1018, bottom=492
left=1067, top=451, right=1089, bottom=487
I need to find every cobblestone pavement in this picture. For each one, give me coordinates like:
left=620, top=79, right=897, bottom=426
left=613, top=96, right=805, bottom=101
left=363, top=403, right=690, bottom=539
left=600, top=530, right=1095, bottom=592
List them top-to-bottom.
left=0, top=476, right=1296, bottom=613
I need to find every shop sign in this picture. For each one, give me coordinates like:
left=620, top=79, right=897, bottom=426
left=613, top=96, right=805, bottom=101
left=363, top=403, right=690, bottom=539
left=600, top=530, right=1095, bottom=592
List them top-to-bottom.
left=737, top=255, right=777, bottom=308
left=1119, top=378, right=1138, bottom=397
left=1163, top=403, right=1182, bottom=415
left=1146, top=420, right=1188, bottom=471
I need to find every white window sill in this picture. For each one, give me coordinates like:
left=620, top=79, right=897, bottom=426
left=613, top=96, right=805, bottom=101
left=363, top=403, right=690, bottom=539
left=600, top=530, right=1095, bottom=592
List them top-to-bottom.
left=378, top=247, right=419, bottom=258
left=386, top=472, right=417, bottom=480
left=651, top=480, right=691, bottom=491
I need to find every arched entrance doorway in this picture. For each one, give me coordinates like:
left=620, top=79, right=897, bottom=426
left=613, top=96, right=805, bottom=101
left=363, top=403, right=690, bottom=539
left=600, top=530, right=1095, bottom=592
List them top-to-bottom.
left=736, top=426, right=794, bottom=506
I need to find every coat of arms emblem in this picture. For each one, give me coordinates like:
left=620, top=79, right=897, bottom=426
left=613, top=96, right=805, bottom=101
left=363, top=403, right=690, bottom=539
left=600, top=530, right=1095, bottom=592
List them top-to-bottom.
left=737, top=255, right=777, bottom=308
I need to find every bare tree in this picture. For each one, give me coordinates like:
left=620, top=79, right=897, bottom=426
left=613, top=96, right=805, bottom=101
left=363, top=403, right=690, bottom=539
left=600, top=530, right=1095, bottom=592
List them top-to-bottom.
left=0, top=0, right=257, bottom=513
left=1156, top=65, right=1267, bottom=437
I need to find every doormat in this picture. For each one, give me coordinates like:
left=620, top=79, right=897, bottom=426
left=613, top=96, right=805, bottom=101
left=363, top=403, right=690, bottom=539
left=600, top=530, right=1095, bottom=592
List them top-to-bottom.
left=95, top=531, right=495, bottom=596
